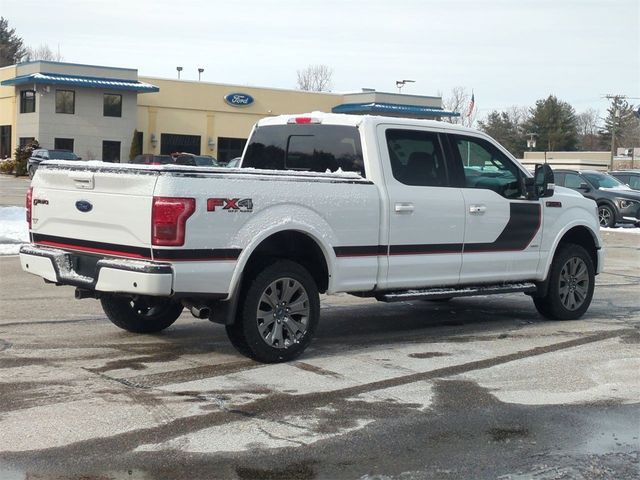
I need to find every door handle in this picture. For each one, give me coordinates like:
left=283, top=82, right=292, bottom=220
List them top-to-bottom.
left=395, top=203, right=414, bottom=214
left=469, top=204, right=486, bottom=215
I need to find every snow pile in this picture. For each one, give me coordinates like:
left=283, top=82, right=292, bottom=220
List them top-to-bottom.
left=0, top=207, right=29, bottom=255
left=601, top=225, right=640, bottom=234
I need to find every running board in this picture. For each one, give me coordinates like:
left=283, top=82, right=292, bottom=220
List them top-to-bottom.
left=378, top=282, right=538, bottom=303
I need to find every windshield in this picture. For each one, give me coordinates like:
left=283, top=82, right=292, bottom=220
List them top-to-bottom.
left=49, top=150, right=79, bottom=160
left=194, top=156, right=216, bottom=166
left=583, top=172, right=625, bottom=189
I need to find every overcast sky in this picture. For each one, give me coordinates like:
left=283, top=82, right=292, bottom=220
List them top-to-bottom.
left=4, top=0, right=639, bottom=117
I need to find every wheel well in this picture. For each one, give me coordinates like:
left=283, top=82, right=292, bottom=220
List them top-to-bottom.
left=557, top=226, right=598, bottom=272
left=243, top=231, right=329, bottom=293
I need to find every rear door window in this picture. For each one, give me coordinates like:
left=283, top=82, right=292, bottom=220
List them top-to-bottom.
left=243, top=124, right=365, bottom=176
left=385, top=129, right=449, bottom=186
left=564, top=173, right=583, bottom=189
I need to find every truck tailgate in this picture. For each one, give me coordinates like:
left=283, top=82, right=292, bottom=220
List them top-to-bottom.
left=30, top=166, right=157, bottom=257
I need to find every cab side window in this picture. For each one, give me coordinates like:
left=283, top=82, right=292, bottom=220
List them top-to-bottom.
left=385, top=129, right=449, bottom=187
left=450, top=135, right=522, bottom=199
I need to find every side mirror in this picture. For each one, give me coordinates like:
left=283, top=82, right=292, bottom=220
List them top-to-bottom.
left=533, top=163, right=554, bottom=198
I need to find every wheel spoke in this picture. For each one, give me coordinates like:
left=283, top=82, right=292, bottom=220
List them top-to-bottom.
left=281, top=279, right=298, bottom=303
left=288, top=294, right=309, bottom=316
left=258, top=317, right=276, bottom=337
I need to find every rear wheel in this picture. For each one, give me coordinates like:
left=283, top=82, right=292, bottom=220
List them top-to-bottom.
left=28, top=166, right=35, bottom=179
left=533, top=244, right=594, bottom=320
left=226, top=260, right=320, bottom=363
left=101, top=295, right=183, bottom=333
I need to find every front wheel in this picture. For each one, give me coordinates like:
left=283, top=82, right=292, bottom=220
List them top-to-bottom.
left=598, top=204, right=615, bottom=228
left=533, top=244, right=595, bottom=320
left=226, top=260, right=320, bottom=363
left=100, top=295, right=183, bottom=333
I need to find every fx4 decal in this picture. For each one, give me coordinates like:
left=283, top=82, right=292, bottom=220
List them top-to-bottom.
left=207, top=198, right=253, bottom=213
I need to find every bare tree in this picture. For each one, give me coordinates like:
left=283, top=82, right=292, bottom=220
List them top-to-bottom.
left=24, top=44, right=63, bottom=62
left=296, top=64, right=333, bottom=92
left=442, top=86, right=476, bottom=127
left=576, top=108, right=601, bottom=150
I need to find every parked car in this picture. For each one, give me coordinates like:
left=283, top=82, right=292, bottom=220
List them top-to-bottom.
left=28, top=149, right=81, bottom=178
left=171, top=152, right=218, bottom=167
left=131, top=154, right=174, bottom=165
left=225, top=157, right=241, bottom=168
left=553, top=169, right=640, bottom=227
left=610, top=170, right=640, bottom=191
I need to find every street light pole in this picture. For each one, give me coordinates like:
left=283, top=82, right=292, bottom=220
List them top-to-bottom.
left=396, top=79, right=415, bottom=93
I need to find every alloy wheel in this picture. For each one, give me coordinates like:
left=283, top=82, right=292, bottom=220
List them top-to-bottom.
left=558, top=257, right=589, bottom=311
left=256, top=277, right=310, bottom=349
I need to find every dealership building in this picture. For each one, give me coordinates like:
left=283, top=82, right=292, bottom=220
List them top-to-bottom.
left=0, top=61, right=458, bottom=163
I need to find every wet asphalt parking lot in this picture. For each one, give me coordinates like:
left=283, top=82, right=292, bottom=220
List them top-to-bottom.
left=0, top=174, right=638, bottom=479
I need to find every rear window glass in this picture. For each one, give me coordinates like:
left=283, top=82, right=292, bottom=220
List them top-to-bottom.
left=242, top=124, right=365, bottom=176
left=48, top=150, right=79, bottom=160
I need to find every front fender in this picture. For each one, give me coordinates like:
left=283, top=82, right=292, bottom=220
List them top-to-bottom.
left=539, top=204, right=602, bottom=279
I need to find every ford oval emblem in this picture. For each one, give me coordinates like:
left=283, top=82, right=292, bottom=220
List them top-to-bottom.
left=224, top=92, right=254, bottom=107
left=75, top=200, right=93, bottom=213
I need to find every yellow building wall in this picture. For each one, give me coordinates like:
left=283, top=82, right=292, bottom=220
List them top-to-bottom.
left=0, top=66, right=17, bottom=156
left=137, top=77, right=341, bottom=156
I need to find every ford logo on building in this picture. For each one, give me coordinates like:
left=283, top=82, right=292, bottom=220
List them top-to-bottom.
left=224, top=93, right=254, bottom=107
left=75, top=200, right=93, bottom=213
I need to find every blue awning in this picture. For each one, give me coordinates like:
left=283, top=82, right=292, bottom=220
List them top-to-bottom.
left=1, top=72, right=159, bottom=93
left=332, top=102, right=459, bottom=118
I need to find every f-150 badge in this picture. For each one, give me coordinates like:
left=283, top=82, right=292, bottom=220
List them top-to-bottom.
left=207, top=198, right=253, bottom=213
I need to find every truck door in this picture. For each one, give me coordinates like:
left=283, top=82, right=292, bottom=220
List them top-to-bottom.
left=377, top=126, right=465, bottom=289
left=447, top=134, right=542, bottom=283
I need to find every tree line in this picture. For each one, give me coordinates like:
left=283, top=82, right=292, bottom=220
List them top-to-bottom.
left=443, top=87, right=639, bottom=158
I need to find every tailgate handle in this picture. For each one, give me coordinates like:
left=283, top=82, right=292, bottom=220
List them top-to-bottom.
left=69, top=171, right=95, bottom=190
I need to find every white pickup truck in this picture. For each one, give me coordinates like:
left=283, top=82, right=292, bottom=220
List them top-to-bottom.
left=20, top=113, right=604, bottom=362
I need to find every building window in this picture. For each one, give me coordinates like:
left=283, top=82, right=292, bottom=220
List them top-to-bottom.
left=20, top=90, right=36, bottom=113
left=55, top=90, right=75, bottom=114
left=103, top=94, right=122, bottom=117
left=0, top=126, right=11, bottom=158
left=160, top=133, right=201, bottom=155
left=19, top=137, right=36, bottom=148
left=217, top=137, right=247, bottom=164
left=54, top=138, right=74, bottom=151
left=102, top=140, right=121, bottom=162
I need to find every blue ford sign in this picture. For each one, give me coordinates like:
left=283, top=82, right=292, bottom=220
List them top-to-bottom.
left=224, top=93, right=254, bottom=107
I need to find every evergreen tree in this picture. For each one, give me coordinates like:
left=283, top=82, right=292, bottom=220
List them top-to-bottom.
left=0, top=17, right=26, bottom=67
left=526, top=95, right=579, bottom=151
left=599, top=97, right=640, bottom=153
left=478, top=110, right=526, bottom=157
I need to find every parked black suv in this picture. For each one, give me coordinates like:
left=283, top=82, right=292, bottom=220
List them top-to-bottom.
left=28, top=149, right=82, bottom=178
left=553, top=169, right=640, bottom=227
left=610, top=170, right=640, bottom=191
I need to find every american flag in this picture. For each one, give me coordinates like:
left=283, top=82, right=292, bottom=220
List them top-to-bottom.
left=466, top=91, right=475, bottom=117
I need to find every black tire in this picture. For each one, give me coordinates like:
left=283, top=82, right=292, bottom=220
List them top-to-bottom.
left=28, top=167, right=35, bottom=179
left=597, top=204, right=615, bottom=228
left=533, top=243, right=595, bottom=320
left=226, top=260, right=320, bottom=363
left=100, top=294, right=183, bottom=333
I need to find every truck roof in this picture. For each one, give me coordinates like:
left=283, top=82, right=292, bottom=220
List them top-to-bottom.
left=257, top=112, right=484, bottom=136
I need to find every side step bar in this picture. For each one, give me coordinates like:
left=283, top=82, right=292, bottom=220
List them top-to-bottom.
left=377, top=282, right=538, bottom=303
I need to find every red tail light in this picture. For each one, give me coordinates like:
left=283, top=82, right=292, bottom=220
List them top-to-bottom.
left=287, top=117, right=321, bottom=124
left=26, top=186, right=33, bottom=229
left=152, top=197, right=195, bottom=246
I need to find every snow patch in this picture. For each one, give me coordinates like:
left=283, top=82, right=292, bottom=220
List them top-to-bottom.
left=0, top=206, right=29, bottom=255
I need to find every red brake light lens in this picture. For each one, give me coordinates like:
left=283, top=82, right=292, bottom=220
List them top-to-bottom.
left=287, top=117, right=321, bottom=125
left=26, top=186, right=33, bottom=229
left=152, top=197, right=195, bottom=246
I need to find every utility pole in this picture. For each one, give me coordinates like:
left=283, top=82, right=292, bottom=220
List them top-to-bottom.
left=604, top=94, right=627, bottom=169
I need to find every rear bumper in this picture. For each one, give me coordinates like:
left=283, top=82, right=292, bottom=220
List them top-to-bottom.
left=19, top=245, right=173, bottom=296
